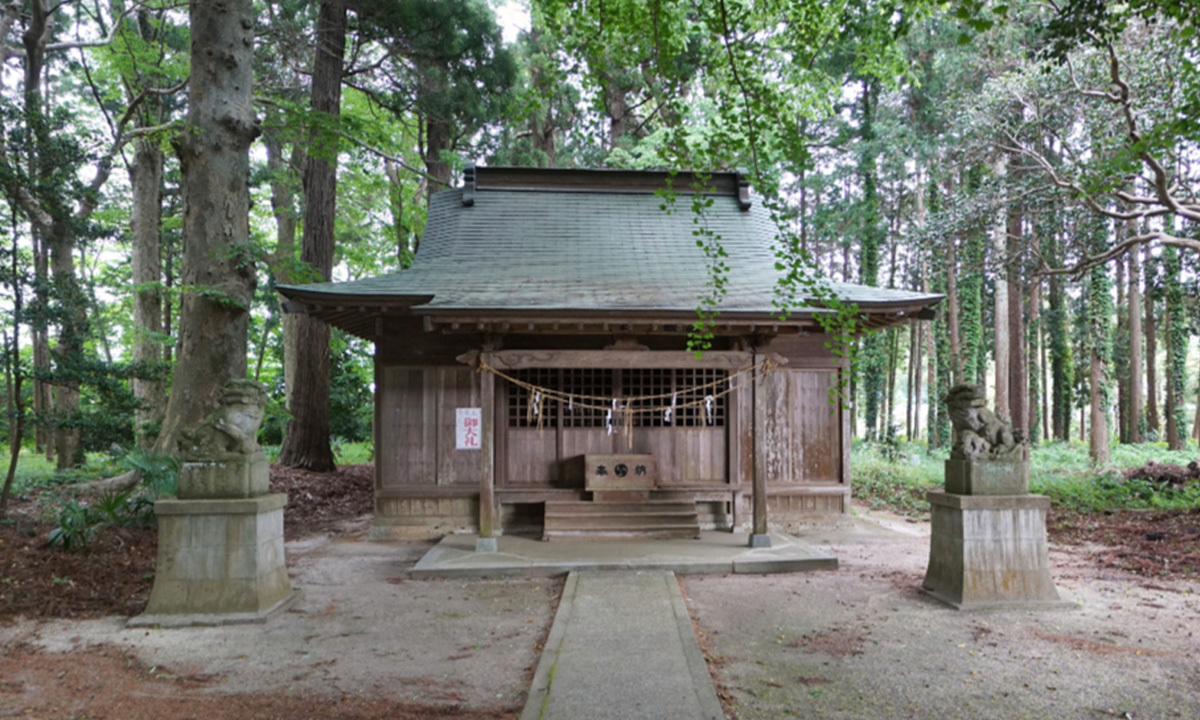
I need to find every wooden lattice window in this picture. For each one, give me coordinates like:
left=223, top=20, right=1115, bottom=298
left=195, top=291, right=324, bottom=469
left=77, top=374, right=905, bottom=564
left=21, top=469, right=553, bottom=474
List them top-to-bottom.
left=506, top=367, right=726, bottom=429
left=508, top=368, right=559, bottom=428
left=561, top=368, right=613, bottom=428
left=623, top=368, right=727, bottom=427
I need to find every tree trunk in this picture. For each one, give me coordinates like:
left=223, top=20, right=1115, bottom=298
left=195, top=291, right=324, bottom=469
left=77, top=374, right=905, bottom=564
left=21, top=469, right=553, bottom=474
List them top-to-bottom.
left=152, top=0, right=259, bottom=456
left=279, top=0, right=344, bottom=472
left=421, top=113, right=453, bottom=203
left=265, top=135, right=302, bottom=411
left=130, top=139, right=165, bottom=448
left=992, top=155, right=1009, bottom=420
left=1007, top=205, right=1026, bottom=440
left=48, top=225, right=84, bottom=469
left=946, top=236, right=962, bottom=384
left=1163, top=246, right=1187, bottom=450
left=1127, top=249, right=1143, bottom=442
left=1115, top=256, right=1128, bottom=443
left=925, top=262, right=939, bottom=446
left=1028, top=275, right=1042, bottom=444
left=1145, top=275, right=1159, bottom=436
left=1164, top=306, right=1179, bottom=448
left=907, top=320, right=917, bottom=441
left=1089, top=340, right=1110, bottom=465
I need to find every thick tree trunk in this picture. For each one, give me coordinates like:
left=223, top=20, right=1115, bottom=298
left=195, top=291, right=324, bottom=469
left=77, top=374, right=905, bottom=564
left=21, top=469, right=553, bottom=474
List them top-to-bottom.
left=152, top=0, right=259, bottom=456
left=279, top=0, right=344, bottom=472
left=130, top=139, right=165, bottom=448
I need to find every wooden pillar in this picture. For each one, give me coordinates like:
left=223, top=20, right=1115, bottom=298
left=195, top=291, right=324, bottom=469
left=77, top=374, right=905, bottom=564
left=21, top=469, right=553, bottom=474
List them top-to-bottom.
left=750, top=351, right=770, bottom=547
left=476, top=353, right=497, bottom=552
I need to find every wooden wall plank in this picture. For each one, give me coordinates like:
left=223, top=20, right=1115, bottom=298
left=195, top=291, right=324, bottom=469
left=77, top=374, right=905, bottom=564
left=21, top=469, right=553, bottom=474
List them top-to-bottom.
left=378, top=367, right=437, bottom=487
left=437, top=368, right=483, bottom=486
left=756, top=368, right=841, bottom=486
left=796, top=371, right=839, bottom=483
left=504, top=429, right=557, bottom=486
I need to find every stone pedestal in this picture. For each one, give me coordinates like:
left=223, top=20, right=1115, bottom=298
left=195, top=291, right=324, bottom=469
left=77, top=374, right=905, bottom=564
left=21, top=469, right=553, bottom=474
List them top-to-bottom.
left=177, top=452, right=270, bottom=499
left=944, top=458, right=1029, bottom=495
left=922, top=492, right=1070, bottom=610
left=130, top=494, right=299, bottom=626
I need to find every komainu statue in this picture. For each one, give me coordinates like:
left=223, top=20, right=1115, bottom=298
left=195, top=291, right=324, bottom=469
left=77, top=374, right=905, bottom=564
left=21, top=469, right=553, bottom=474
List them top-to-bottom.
left=177, top=380, right=268, bottom=461
left=945, top=384, right=1023, bottom=461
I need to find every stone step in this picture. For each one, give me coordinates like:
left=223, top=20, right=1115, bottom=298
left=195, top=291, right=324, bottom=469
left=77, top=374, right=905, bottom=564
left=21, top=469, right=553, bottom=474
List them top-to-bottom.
left=543, top=500, right=701, bottom=540
left=545, top=501, right=698, bottom=515
left=543, top=527, right=702, bottom=540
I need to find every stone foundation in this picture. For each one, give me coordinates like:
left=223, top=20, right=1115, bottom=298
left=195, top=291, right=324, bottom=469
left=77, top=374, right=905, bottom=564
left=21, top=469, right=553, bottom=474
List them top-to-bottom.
left=922, top=491, right=1070, bottom=610
left=131, top=494, right=298, bottom=626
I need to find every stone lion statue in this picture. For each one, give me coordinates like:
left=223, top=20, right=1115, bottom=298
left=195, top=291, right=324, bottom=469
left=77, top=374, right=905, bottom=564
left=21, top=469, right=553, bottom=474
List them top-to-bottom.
left=177, top=379, right=268, bottom=461
left=946, top=384, right=1022, bottom=460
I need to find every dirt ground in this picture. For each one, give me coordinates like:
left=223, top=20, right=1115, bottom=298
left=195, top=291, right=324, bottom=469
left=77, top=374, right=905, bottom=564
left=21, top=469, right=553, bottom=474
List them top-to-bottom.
left=2, top=464, right=1199, bottom=718
left=685, top=507, right=1200, bottom=720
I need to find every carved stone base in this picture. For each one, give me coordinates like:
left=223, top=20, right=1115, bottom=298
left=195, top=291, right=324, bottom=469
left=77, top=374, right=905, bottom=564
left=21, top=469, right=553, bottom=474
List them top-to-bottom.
left=177, top=451, right=270, bottom=499
left=944, top=458, right=1029, bottom=495
left=922, top=492, right=1071, bottom=611
left=132, top=494, right=297, bottom=626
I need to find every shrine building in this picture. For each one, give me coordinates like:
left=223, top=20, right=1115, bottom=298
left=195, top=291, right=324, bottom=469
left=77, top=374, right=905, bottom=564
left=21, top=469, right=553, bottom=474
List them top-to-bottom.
left=279, top=166, right=942, bottom=545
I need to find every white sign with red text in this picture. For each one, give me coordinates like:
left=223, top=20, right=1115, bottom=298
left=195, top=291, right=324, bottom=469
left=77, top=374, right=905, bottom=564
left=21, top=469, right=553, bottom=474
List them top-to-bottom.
left=455, top=408, right=482, bottom=450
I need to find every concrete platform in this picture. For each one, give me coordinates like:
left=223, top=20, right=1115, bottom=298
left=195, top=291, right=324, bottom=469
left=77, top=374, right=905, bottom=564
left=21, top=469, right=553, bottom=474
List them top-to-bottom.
left=411, top=530, right=837, bottom=579
left=521, top=570, right=724, bottom=720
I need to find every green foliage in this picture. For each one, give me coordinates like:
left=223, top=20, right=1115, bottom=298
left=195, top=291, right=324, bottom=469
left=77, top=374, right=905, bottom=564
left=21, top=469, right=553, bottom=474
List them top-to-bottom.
left=328, top=332, right=373, bottom=442
left=854, top=439, right=1200, bottom=518
left=851, top=440, right=942, bottom=516
left=333, top=441, right=373, bottom=465
left=123, top=448, right=179, bottom=497
left=0, top=450, right=122, bottom=496
left=1032, top=471, right=1200, bottom=514
left=46, top=487, right=153, bottom=551
left=46, top=499, right=97, bottom=551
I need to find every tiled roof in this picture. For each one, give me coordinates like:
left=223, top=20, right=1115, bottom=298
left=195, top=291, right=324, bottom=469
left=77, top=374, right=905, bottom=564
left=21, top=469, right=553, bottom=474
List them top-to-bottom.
left=279, top=175, right=942, bottom=316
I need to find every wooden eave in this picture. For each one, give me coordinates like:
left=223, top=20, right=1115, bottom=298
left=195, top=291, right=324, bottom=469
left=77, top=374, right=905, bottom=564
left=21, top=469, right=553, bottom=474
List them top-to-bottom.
left=278, top=291, right=433, bottom=340
left=282, top=292, right=939, bottom=341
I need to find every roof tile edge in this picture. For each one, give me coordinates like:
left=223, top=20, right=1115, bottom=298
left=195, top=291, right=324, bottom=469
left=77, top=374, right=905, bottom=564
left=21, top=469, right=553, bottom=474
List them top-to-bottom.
left=466, top=165, right=750, bottom=209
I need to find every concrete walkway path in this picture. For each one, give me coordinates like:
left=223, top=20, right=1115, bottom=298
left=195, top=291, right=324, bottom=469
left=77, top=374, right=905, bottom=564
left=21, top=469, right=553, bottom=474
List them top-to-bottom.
left=521, top=569, right=724, bottom=720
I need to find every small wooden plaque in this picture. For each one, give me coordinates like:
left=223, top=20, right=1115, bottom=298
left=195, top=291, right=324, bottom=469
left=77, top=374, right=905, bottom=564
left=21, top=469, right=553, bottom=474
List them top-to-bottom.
left=582, top=454, right=658, bottom=492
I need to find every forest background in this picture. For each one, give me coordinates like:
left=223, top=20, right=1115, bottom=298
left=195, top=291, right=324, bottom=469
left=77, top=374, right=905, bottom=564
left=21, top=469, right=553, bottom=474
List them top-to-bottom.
left=0, top=0, right=1197, bottom=518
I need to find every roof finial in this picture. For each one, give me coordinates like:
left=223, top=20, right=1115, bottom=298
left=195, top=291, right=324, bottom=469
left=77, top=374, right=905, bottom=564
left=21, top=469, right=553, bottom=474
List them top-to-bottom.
left=463, top=162, right=476, bottom=207
left=735, top=168, right=752, bottom=211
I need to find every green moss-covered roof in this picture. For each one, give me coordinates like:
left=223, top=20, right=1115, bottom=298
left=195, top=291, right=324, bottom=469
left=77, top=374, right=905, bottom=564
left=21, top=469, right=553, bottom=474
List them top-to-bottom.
left=279, top=170, right=941, bottom=320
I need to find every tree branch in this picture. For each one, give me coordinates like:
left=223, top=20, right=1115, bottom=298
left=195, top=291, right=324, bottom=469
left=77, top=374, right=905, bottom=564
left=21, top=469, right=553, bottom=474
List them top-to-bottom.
left=1037, top=232, right=1200, bottom=278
